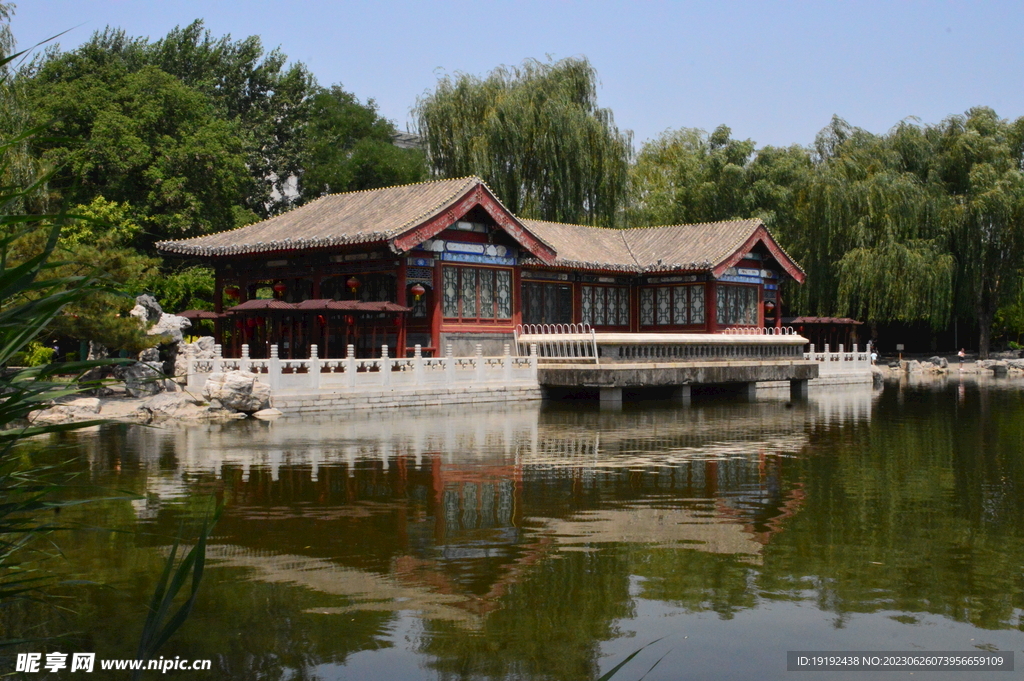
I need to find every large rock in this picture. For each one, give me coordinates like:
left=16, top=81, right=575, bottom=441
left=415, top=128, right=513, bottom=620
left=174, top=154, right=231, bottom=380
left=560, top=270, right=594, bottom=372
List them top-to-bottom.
left=129, top=294, right=163, bottom=325
left=148, top=312, right=191, bottom=345
left=173, top=336, right=217, bottom=384
left=115, top=348, right=165, bottom=398
left=926, top=356, right=948, bottom=368
left=900, top=359, right=924, bottom=373
left=870, top=364, right=886, bottom=386
left=202, top=370, right=271, bottom=413
left=134, top=391, right=241, bottom=423
left=28, top=397, right=102, bottom=424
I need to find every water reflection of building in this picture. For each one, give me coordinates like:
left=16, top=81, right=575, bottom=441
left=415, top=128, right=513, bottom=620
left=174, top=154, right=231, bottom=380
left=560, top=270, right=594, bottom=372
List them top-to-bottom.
left=74, top=388, right=876, bottom=622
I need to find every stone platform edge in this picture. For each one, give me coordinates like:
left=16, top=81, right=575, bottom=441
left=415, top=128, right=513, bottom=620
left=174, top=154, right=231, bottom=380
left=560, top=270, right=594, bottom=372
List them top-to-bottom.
left=756, top=373, right=873, bottom=392
left=271, top=383, right=543, bottom=414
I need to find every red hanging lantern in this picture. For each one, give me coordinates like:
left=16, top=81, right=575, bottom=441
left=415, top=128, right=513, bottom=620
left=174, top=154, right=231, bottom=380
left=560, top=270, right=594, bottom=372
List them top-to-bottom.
left=346, top=276, right=361, bottom=294
left=273, top=281, right=287, bottom=295
left=410, top=283, right=426, bottom=301
left=225, top=285, right=240, bottom=299
left=764, top=300, right=776, bottom=314
left=317, top=314, right=326, bottom=326
left=345, top=315, right=355, bottom=326
left=394, top=315, right=402, bottom=327
left=257, top=316, right=266, bottom=326
left=246, top=317, right=256, bottom=328
left=235, top=319, right=243, bottom=329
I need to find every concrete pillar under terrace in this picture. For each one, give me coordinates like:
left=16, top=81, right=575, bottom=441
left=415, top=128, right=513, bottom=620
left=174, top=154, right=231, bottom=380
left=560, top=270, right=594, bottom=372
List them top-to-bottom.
left=790, top=378, right=809, bottom=400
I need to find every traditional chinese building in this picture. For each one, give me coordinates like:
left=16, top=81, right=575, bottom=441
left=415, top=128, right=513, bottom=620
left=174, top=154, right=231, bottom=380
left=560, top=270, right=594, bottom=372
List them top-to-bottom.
left=156, top=177, right=805, bottom=358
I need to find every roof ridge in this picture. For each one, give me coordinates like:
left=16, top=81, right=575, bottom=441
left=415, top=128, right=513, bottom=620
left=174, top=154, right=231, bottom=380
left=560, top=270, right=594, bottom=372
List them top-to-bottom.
left=315, top=174, right=480, bottom=200
left=155, top=176, right=484, bottom=250
left=517, top=217, right=623, bottom=231
left=622, top=217, right=762, bottom=233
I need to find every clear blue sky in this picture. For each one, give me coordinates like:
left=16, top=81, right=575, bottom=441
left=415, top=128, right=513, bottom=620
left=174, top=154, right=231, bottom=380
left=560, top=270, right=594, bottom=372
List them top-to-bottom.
left=13, top=1, right=1024, bottom=150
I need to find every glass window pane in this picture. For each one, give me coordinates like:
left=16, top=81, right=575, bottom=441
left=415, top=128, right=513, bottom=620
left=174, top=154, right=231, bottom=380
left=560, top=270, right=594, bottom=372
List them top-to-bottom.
left=443, top=267, right=459, bottom=317
left=461, top=268, right=478, bottom=318
left=479, top=269, right=494, bottom=319
left=496, top=270, right=512, bottom=319
left=543, top=284, right=557, bottom=323
left=556, top=285, right=573, bottom=324
left=690, top=285, right=704, bottom=325
left=582, top=286, right=593, bottom=326
left=673, top=286, right=687, bottom=325
left=595, top=287, right=606, bottom=326
left=617, top=287, right=629, bottom=325
left=656, top=287, right=670, bottom=325
left=640, top=288, right=654, bottom=326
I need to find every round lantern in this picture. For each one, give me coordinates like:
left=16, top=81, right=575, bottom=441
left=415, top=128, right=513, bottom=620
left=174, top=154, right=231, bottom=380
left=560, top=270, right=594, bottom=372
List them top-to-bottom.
left=346, top=276, right=361, bottom=294
left=272, top=281, right=287, bottom=295
left=410, top=283, right=426, bottom=301
left=225, top=285, right=240, bottom=299
left=764, top=300, right=776, bottom=315
left=317, top=314, right=326, bottom=326
left=344, top=315, right=355, bottom=326
left=246, top=317, right=256, bottom=328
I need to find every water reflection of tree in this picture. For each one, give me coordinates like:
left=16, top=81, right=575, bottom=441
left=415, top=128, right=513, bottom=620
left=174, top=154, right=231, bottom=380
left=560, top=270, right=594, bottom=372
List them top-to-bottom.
left=756, top=386, right=1024, bottom=630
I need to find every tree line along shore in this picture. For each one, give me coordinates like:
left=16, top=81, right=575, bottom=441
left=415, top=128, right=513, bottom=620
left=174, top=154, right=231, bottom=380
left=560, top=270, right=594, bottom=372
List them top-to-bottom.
left=4, top=12, right=1024, bottom=360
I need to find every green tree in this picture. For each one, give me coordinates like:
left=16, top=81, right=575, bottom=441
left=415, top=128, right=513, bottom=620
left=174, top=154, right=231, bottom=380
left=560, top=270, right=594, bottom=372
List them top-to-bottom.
left=415, top=57, right=632, bottom=227
left=23, top=62, right=250, bottom=248
left=298, top=85, right=426, bottom=201
left=930, top=108, right=1024, bottom=357
left=802, top=118, right=954, bottom=329
left=629, top=125, right=757, bottom=227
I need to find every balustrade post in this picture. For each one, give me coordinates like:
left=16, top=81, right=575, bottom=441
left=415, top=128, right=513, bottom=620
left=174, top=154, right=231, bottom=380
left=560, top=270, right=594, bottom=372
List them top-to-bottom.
left=212, top=343, right=222, bottom=375
left=445, top=343, right=455, bottom=386
left=503, top=343, right=513, bottom=383
left=529, top=343, right=538, bottom=378
left=241, top=344, right=249, bottom=372
left=309, top=344, right=320, bottom=391
left=346, top=344, right=357, bottom=388
left=413, top=344, right=424, bottom=385
left=475, top=344, right=485, bottom=383
left=268, top=345, right=281, bottom=390
left=381, top=345, right=391, bottom=387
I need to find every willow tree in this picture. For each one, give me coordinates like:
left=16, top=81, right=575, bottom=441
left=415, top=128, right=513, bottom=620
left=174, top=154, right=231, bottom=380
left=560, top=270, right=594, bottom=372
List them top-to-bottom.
left=414, top=57, right=631, bottom=227
left=929, top=108, right=1024, bottom=357
left=801, top=118, right=954, bottom=330
left=628, top=125, right=757, bottom=227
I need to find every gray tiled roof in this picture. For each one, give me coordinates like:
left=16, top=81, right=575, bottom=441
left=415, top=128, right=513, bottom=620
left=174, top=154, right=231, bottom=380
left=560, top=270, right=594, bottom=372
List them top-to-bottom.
left=157, top=177, right=484, bottom=257
left=520, top=218, right=781, bottom=273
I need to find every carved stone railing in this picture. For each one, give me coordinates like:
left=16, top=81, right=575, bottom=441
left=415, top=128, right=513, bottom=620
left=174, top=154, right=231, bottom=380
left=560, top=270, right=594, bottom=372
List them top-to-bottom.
left=187, top=342, right=538, bottom=393
left=803, top=343, right=872, bottom=376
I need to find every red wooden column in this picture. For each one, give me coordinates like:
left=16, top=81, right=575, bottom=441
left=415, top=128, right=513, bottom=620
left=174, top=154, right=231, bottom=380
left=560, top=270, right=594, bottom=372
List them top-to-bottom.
left=396, top=259, right=408, bottom=356
left=430, top=262, right=443, bottom=353
left=512, top=267, right=523, bottom=328
left=213, top=268, right=224, bottom=347
left=706, top=279, right=719, bottom=333
left=774, top=285, right=783, bottom=331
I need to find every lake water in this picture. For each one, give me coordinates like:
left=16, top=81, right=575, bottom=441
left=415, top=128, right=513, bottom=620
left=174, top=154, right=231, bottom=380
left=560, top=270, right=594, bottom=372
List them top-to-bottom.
left=19, top=376, right=1024, bottom=680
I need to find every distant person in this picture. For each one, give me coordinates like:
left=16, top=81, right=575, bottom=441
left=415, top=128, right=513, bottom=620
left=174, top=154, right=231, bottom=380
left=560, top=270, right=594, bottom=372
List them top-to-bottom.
left=958, top=348, right=965, bottom=368
left=870, top=350, right=877, bottom=365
